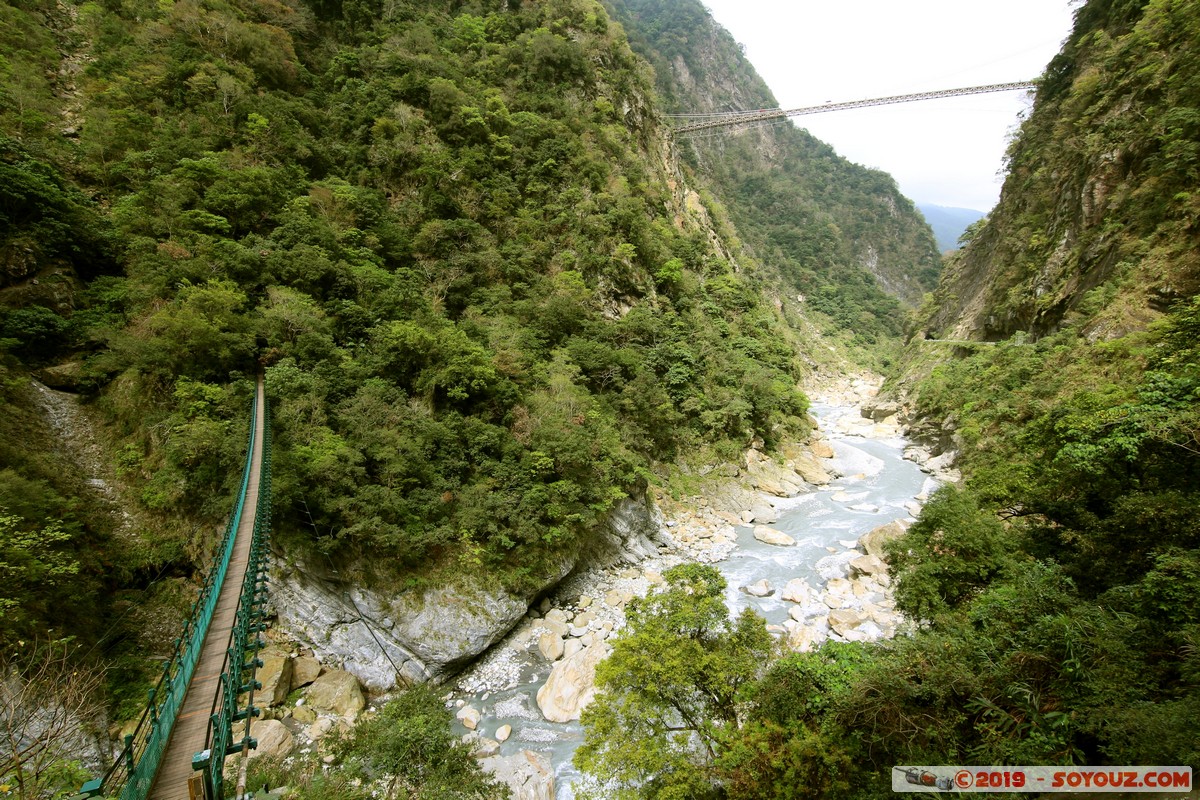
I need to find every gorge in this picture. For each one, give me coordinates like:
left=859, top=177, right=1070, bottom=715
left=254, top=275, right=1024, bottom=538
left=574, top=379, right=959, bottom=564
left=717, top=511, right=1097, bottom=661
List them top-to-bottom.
left=1, top=0, right=1197, bottom=797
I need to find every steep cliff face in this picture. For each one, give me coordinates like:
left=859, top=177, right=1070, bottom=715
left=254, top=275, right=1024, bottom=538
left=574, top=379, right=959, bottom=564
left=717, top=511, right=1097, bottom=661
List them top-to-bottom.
left=607, top=0, right=943, bottom=326
left=922, top=0, right=1200, bottom=342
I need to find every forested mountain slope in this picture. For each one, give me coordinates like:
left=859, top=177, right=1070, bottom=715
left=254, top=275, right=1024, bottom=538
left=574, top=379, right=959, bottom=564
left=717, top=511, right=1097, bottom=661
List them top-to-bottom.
left=2, top=0, right=813, bottom=646
left=606, top=0, right=943, bottom=352
left=787, top=0, right=1199, bottom=789
left=923, top=0, right=1199, bottom=341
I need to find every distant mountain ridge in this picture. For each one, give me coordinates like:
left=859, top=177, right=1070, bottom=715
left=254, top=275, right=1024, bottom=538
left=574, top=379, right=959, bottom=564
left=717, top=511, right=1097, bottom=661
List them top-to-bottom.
left=917, top=203, right=986, bottom=252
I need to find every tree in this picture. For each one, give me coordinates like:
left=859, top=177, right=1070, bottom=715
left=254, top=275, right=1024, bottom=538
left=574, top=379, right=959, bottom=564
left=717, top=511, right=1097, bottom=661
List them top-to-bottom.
left=886, top=485, right=1017, bottom=620
left=0, top=510, right=78, bottom=641
left=575, top=564, right=773, bottom=799
left=0, top=639, right=103, bottom=800
left=336, top=685, right=509, bottom=799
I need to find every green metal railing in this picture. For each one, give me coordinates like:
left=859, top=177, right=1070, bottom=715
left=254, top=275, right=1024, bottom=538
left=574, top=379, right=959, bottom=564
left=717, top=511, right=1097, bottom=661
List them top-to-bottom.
left=79, top=385, right=264, bottom=800
left=193, top=395, right=272, bottom=799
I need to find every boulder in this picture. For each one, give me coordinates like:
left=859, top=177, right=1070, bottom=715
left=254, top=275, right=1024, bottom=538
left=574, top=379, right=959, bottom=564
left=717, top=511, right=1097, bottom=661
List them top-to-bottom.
left=862, top=400, right=901, bottom=421
left=810, top=440, right=835, bottom=459
left=790, top=451, right=831, bottom=485
left=747, top=500, right=778, bottom=524
left=858, top=520, right=907, bottom=559
left=752, top=526, right=795, bottom=547
left=815, top=551, right=860, bottom=581
left=849, top=553, right=888, bottom=578
left=780, top=578, right=813, bottom=604
left=740, top=579, right=774, bottom=597
left=604, top=589, right=632, bottom=608
left=828, top=608, right=866, bottom=636
left=536, top=618, right=569, bottom=638
left=784, top=621, right=825, bottom=653
left=538, top=632, right=564, bottom=661
left=562, top=638, right=583, bottom=659
left=536, top=643, right=610, bottom=723
left=256, top=648, right=293, bottom=707
left=290, top=655, right=322, bottom=690
left=306, top=669, right=365, bottom=720
left=291, top=705, right=317, bottom=724
left=456, top=705, right=481, bottom=730
left=306, top=716, right=339, bottom=741
left=248, top=719, right=293, bottom=759
left=495, top=724, right=512, bottom=743
left=471, top=737, right=500, bottom=758
left=479, top=750, right=555, bottom=800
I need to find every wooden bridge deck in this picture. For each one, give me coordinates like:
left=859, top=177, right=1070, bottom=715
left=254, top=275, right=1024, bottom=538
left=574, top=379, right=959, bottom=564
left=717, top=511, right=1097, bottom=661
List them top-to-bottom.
left=148, top=378, right=265, bottom=800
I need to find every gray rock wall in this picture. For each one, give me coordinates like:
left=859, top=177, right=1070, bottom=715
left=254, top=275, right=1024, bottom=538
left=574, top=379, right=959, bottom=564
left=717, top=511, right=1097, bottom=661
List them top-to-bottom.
left=271, top=495, right=661, bottom=690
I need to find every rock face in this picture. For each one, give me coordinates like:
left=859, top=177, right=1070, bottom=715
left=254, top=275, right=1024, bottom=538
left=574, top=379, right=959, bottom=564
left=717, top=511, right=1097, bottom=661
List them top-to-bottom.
left=273, top=496, right=659, bottom=690
left=536, top=643, right=610, bottom=723
left=305, top=669, right=365, bottom=720
left=479, top=750, right=555, bottom=800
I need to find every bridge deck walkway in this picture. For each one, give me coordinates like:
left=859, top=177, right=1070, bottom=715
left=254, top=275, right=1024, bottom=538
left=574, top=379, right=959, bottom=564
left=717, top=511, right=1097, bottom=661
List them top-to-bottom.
left=148, top=378, right=265, bottom=800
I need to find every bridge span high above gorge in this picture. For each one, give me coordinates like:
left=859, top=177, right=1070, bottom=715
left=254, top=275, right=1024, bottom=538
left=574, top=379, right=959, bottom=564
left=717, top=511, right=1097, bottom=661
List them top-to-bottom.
left=667, top=81, right=1038, bottom=137
left=79, top=377, right=273, bottom=800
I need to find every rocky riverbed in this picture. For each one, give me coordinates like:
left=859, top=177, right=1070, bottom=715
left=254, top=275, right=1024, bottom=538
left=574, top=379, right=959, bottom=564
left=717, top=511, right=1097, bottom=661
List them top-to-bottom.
left=262, top=373, right=950, bottom=799
left=437, top=373, right=945, bottom=798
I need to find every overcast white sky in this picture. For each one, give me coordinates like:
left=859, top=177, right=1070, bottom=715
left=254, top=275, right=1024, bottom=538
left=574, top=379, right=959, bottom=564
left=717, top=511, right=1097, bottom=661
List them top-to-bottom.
left=698, top=0, right=1079, bottom=211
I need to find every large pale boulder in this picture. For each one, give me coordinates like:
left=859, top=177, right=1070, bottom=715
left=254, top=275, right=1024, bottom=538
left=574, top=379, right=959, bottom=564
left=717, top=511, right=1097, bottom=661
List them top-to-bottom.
left=810, top=439, right=835, bottom=459
left=790, top=451, right=831, bottom=485
left=747, top=499, right=778, bottom=524
left=858, top=520, right=907, bottom=559
left=753, top=526, right=795, bottom=547
left=815, top=550, right=860, bottom=581
left=849, top=553, right=888, bottom=578
left=780, top=578, right=814, bottom=604
left=740, top=579, right=774, bottom=597
left=828, top=608, right=866, bottom=636
left=784, top=620, right=825, bottom=653
left=538, top=632, right=564, bottom=661
left=536, top=643, right=609, bottom=723
left=256, top=647, right=293, bottom=707
left=290, top=655, right=321, bottom=690
left=305, top=669, right=365, bottom=720
left=456, top=705, right=481, bottom=730
left=248, top=719, right=293, bottom=759
left=479, top=750, right=555, bottom=800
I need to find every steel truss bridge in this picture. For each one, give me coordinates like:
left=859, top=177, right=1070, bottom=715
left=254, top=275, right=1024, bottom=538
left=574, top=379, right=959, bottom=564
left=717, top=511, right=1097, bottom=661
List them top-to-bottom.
left=667, top=81, right=1037, bottom=137
left=79, top=377, right=273, bottom=800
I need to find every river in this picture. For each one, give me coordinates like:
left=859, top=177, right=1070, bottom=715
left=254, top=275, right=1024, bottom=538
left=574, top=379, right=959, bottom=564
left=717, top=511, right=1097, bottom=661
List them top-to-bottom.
left=449, top=400, right=937, bottom=798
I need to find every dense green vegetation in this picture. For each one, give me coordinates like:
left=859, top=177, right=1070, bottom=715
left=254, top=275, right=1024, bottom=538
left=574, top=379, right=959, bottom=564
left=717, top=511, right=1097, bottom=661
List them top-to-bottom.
left=1, top=0, right=830, bottom=644
left=579, top=300, right=1200, bottom=797
left=247, top=686, right=508, bottom=799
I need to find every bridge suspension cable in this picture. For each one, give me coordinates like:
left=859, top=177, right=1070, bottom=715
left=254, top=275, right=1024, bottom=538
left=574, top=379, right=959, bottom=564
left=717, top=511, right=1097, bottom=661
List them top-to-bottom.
left=668, top=81, right=1037, bottom=136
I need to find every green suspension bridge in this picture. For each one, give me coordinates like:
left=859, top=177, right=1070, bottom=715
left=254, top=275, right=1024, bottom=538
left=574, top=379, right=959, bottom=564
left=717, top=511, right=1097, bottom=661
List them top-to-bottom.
left=79, top=377, right=273, bottom=800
